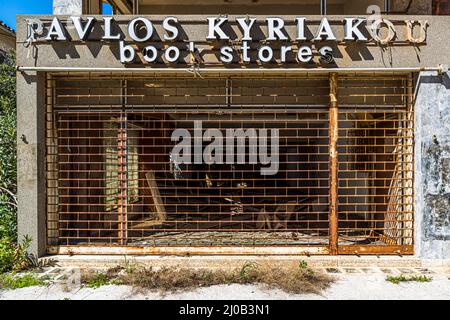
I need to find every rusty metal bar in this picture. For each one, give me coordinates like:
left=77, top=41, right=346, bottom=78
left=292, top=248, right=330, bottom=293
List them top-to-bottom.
left=18, top=66, right=447, bottom=74
left=329, top=73, right=339, bottom=255
left=118, top=80, right=128, bottom=245
left=117, top=115, right=128, bottom=244
left=46, top=244, right=414, bottom=256
left=47, top=245, right=330, bottom=255
left=338, top=245, right=413, bottom=255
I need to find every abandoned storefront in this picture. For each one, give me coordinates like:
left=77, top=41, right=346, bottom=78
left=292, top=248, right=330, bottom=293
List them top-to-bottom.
left=16, top=0, right=450, bottom=258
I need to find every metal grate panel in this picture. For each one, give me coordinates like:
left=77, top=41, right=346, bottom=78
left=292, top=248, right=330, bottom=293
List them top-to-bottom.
left=46, top=73, right=414, bottom=255
left=336, top=76, right=414, bottom=251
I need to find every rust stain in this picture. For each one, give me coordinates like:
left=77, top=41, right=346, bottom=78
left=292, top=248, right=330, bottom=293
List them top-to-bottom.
left=329, top=73, right=339, bottom=255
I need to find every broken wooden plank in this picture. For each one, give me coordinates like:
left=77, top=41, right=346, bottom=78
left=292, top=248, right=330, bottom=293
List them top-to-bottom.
left=145, top=171, right=166, bottom=221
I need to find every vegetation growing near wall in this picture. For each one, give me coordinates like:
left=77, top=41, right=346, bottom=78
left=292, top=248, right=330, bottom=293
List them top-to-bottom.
left=0, top=50, right=17, bottom=242
left=0, top=51, right=29, bottom=279
left=0, top=236, right=33, bottom=274
left=81, top=261, right=334, bottom=294
left=0, top=272, right=46, bottom=289
left=83, top=272, right=112, bottom=289
left=386, top=274, right=433, bottom=284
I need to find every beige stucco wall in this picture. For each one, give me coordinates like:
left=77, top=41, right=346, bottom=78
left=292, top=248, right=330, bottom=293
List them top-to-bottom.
left=0, top=29, right=15, bottom=52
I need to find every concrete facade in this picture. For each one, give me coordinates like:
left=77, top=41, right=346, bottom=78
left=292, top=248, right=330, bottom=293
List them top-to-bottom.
left=13, top=0, right=450, bottom=259
left=14, top=14, right=450, bottom=69
left=415, top=71, right=450, bottom=259
left=16, top=72, right=47, bottom=257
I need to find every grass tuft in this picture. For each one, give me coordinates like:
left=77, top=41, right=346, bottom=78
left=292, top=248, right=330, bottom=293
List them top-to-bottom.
left=298, top=260, right=309, bottom=269
left=239, top=261, right=258, bottom=280
left=82, top=272, right=111, bottom=289
left=386, top=274, right=433, bottom=284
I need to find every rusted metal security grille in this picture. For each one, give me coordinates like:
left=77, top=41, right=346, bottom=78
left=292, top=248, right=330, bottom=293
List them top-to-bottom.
left=46, top=73, right=414, bottom=255
left=336, top=75, right=414, bottom=254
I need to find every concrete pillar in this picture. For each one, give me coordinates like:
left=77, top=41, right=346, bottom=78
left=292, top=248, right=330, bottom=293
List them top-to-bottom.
left=53, top=0, right=102, bottom=15
left=414, top=71, right=450, bottom=259
left=17, top=72, right=47, bottom=258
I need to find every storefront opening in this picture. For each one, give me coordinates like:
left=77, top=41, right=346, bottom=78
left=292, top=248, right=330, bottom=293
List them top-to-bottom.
left=45, top=73, right=414, bottom=255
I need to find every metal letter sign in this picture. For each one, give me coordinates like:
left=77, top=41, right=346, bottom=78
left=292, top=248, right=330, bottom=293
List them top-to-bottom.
left=26, top=16, right=428, bottom=65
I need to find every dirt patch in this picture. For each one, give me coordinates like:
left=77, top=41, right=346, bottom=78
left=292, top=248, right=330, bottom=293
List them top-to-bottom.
left=80, top=261, right=334, bottom=295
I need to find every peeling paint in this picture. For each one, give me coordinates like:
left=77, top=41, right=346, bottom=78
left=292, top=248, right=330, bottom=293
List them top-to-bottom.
left=417, top=72, right=450, bottom=254
left=423, top=137, right=450, bottom=195
left=423, top=138, right=450, bottom=240
left=424, top=195, right=450, bottom=240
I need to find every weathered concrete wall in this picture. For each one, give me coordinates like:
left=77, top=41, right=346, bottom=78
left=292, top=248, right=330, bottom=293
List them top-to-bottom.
left=53, top=0, right=82, bottom=15
left=15, top=15, right=450, bottom=69
left=0, top=31, right=15, bottom=52
left=415, top=71, right=450, bottom=259
left=16, top=72, right=47, bottom=257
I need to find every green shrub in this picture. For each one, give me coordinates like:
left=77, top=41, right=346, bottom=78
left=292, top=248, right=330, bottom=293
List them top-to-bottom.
left=0, top=50, right=17, bottom=242
left=0, top=194, right=16, bottom=240
left=0, top=236, right=32, bottom=274
left=0, top=272, right=45, bottom=289
left=84, top=272, right=111, bottom=289
left=386, top=274, right=433, bottom=284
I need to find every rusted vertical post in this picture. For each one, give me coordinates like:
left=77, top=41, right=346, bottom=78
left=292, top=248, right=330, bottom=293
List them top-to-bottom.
left=329, top=73, right=339, bottom=255
left=405, top=73, right=414, bottom=246
left=47, top=74, right=59, bottom=246
left=118, top=80, right=128, bottom=245
left=117, top=118, right=127, bottom=245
